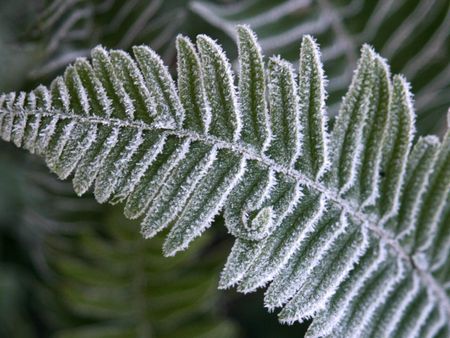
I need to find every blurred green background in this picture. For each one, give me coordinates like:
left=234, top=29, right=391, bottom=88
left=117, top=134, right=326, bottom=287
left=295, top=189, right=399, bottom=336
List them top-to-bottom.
left=0, top=0, right=448, bottom=337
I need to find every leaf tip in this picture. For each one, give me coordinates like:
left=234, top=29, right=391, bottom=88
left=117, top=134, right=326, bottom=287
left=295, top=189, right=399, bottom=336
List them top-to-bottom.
left=236, top=24, right=257, bottom=41
left=90, top=45, right=109, bottom=59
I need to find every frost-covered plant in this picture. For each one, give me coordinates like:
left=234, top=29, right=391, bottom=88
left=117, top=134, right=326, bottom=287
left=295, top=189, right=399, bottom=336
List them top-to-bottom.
left=0, top=25, right=448, bottom=337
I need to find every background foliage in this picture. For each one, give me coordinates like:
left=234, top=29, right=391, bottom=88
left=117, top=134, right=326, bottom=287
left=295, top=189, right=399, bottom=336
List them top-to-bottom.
left=0, top=1, right=448, bottom=337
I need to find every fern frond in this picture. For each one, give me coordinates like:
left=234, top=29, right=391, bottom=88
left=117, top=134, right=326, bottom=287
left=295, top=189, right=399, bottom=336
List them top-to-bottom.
left=29, top=0, right=186, bottom=77
left=0, top=26, right=449, bottom=337
left=45, top=208, right=237, bottom=338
